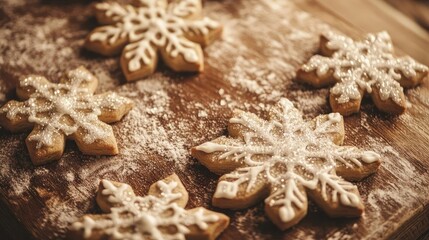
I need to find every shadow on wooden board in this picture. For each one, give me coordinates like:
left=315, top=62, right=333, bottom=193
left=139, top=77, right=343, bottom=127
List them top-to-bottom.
left=0, top=199, right=34, bottom=240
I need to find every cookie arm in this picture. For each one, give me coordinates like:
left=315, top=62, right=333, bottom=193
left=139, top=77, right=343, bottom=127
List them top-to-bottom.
left=168, top=0, right=202, bottom=20
left=94, top=2, right=131, bottom=25
left=183, top=17, right=222, bottom=47
left=85, top=25, right=129, bottom=57
left=319, top=33, right=338, bottom=57
left=295, top=34, right=341, bottom=88
left=159, top=37, right=204, bottom=72
left=120, top=40, right=159, bottom=81
left=396, top=57, right=428, bottom=88
left=369, top=58, right=427, bottom=114
left=62, top=67, right=99, bottom=94
left=296, top=67, right=337, bottom=88
left=16, top=75, right=51, bottom=100
left=329, top=80, right=365, bottom=116
left=369, top=84, right=406, bottom=114
left=95, top=92, right=134, bottom=123
left=330, top=95, right=363, bottom=116
left=268, top=98, right=304, bottom=124
left=0, top=100, right=33, bottom=132
left=310, top=113, right=345, bottom=145
left=71, top=122, right=119, bottom=156
left=25, top=124, right=66, bottom=165
left=191, top=136, right=251, bottom=175
left=334, top=146, right=381, bottom=181
left=212, top=168, right=270, bottom=209
left=306, top=172, right=364, bottom=218
left=148, top=173, right=189, bottom=208
left=265, top=179, right=308, bottom=230
left=96, top=180, right=136, bottom=212
left=185, top=207, right=230, bottom=240
left=68, top=214, right=111, bottom=240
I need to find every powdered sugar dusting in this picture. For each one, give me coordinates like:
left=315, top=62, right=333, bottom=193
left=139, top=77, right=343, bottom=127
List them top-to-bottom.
left=204, top=0, right=332, bottom=115
left=0, top=2, right=120, bottom=88
left=114, top=75, right=189, bottom=165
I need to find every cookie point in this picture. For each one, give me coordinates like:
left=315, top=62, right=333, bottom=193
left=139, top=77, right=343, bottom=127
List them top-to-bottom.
left=328, top=112, right=342, bottom=122
left=361, top=151, right=380, bottom=163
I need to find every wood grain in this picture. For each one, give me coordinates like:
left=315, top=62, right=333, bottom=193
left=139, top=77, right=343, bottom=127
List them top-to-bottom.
left=0, top=0, right=429, bottom=239
left=307, top=0, right=429, bottom=65
left=386, top=0, right=429, bottom=31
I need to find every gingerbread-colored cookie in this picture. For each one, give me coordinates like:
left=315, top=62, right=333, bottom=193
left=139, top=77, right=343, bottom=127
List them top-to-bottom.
left=85, top=0, right=222, bottom=82
left=296, top=31, right=428, bottom=116
left=0, top=67, right=133, bottom=165
left=191, top=98, right=381, bottom=230
left=69, top=173, right=229, bottom=240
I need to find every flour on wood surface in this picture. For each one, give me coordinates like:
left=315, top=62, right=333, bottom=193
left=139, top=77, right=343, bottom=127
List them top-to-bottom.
left=205, top=0, right=332, bottom=115
left=0, top=2, right=121, bottom=91
left=0, top=15, right=73, bottom=74
left=115, top=76, right=189, bottom=165
left=331, top=112, right=429, bottom=239
left=363, top=152, right=427, bottom=238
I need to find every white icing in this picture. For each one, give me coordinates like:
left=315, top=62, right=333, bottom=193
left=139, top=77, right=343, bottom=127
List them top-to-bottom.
left=90, top=0, right=220, bottom=72
left=169, top=0, right=199, bottom=18
left=302, top=31, right=428, bottom=104
left=0, top=68, right=133, bottom=148
left=196, top=98, right=381, bottom=223
left=196, top=142, right=227, bottom=153
left=362, top=151, right=381, bottom=163
left=72, top=178, right=220, bottom=239
left=268, top=179, right=306, bottom=222
left=101, top=180, right=133, bottom=204
left=214, top=180, right=239, bottom=198
left=72, top=216, right=96, bottom=239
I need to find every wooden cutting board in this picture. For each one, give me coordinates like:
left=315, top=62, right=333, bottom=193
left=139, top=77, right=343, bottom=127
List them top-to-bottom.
left=1, top=0, right=429, bottom=239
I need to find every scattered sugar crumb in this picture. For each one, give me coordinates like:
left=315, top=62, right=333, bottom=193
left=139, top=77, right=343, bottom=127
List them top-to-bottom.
left=218, top=88, right=225, bottom=95
left=198, top=110, right=208, bottom=118
left=65, top=172, right=75, bottom=182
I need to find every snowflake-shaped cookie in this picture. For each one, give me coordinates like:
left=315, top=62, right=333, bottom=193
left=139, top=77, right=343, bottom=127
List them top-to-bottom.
left=85, top=0, right=222, bottom=82
left=297, top=31, right=428, bottom=116
left=0, top=67, right=133, bottom=165
left=191, top=98, right=381, bottom=230
left=70, top=174, right=229, bottom=240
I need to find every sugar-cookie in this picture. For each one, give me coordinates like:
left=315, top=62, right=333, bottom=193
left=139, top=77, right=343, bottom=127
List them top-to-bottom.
left=85, top=0, right=222, bottom=82
left=296, top=31, right=428, bottom=116
left=0, top=67, right=133, bottom=165
left=192, top=98, right=381, bottom=230
left=70, top=174, right=229, bottom=240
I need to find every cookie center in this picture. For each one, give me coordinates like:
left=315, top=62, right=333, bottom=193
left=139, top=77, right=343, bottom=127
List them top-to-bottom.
left=150, top=17, right=163, bottom=27
left=55, top=98, right=73, bottom=113
left=275, top=132, right=308, bottom=157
